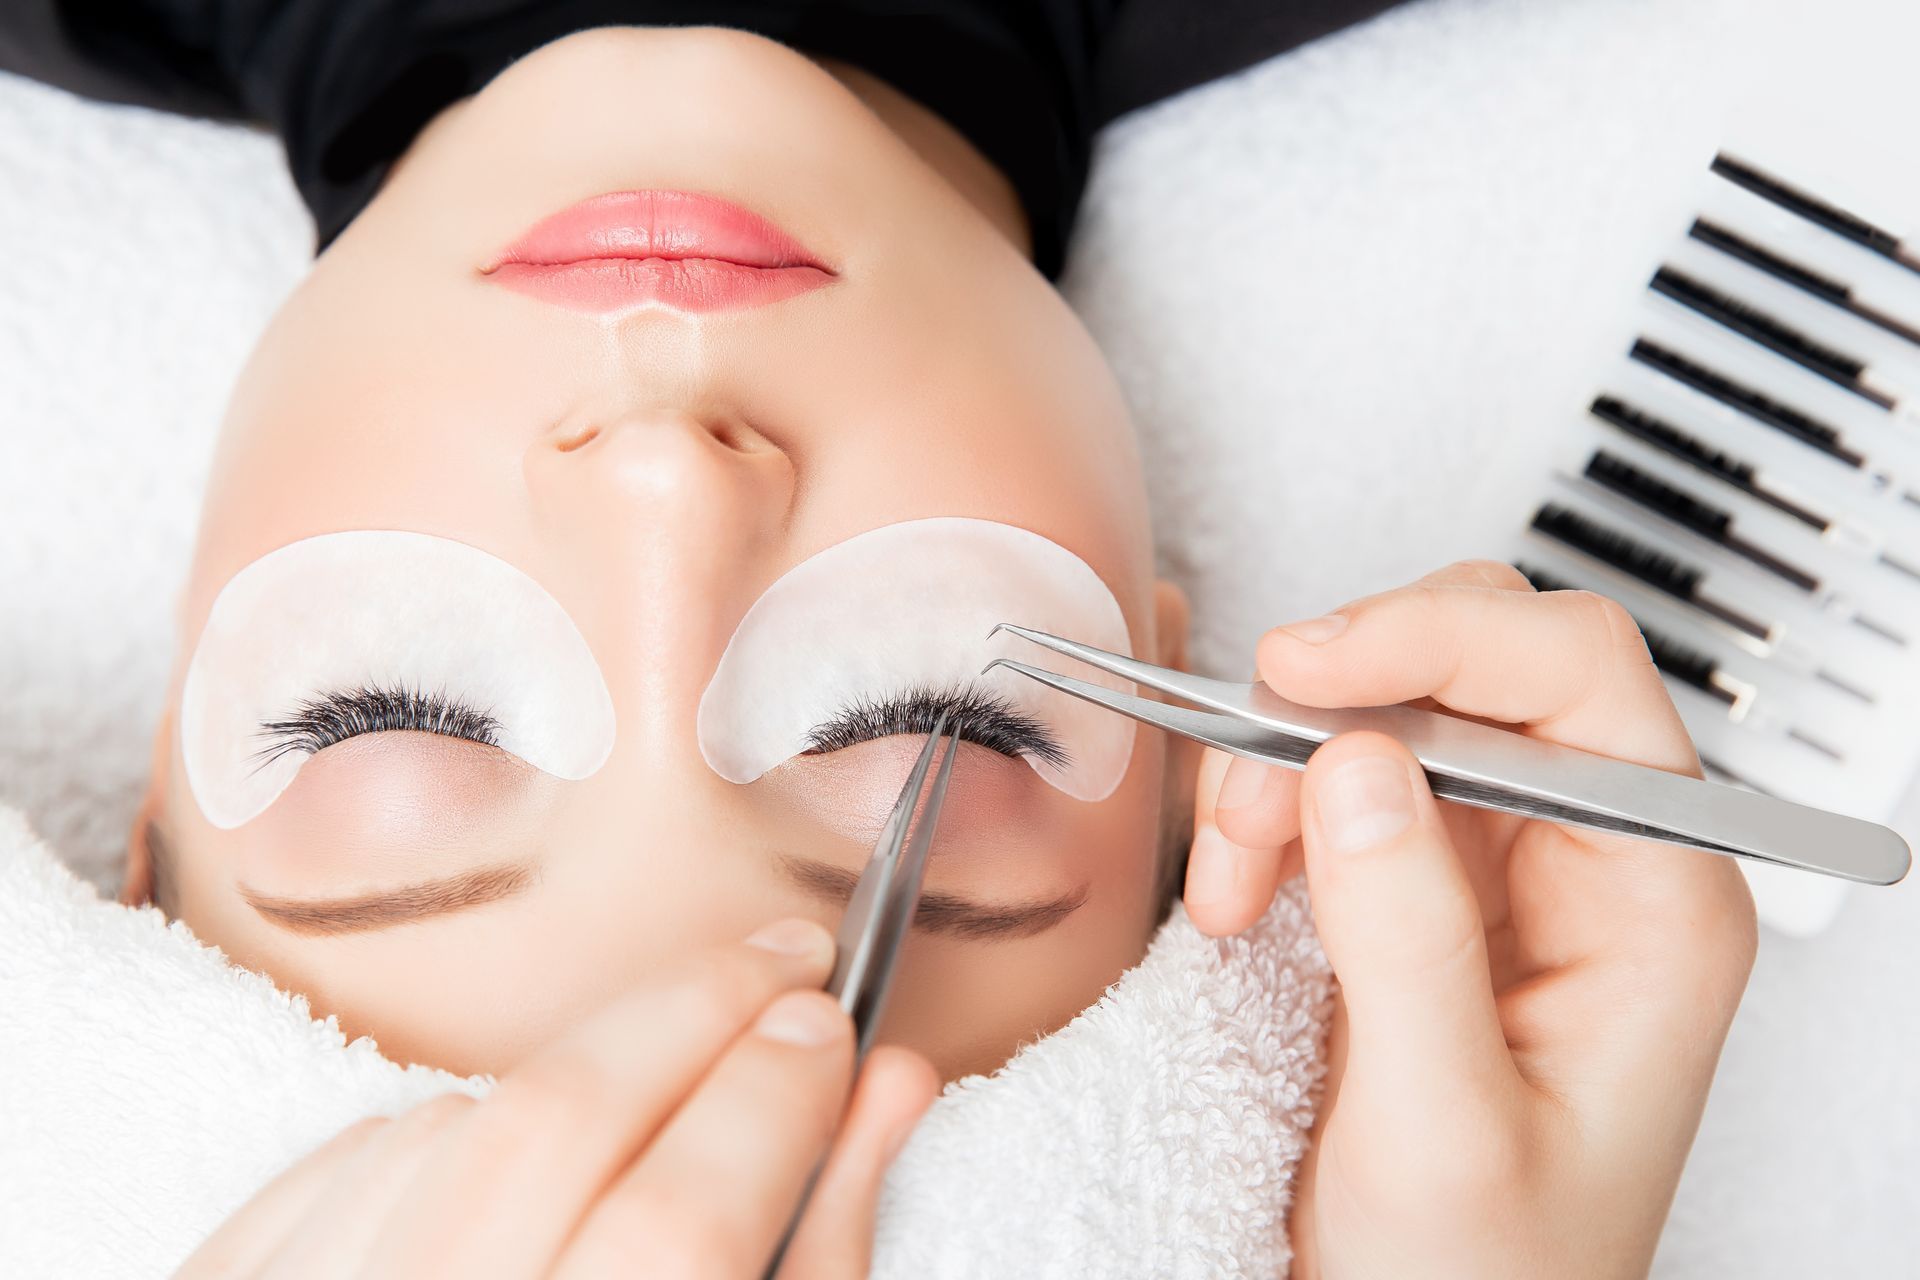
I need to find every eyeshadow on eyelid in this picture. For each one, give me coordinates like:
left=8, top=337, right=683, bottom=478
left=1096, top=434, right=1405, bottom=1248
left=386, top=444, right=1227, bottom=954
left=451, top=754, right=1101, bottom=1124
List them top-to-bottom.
left=310, top=725, right=529, bottom=781
left=244, top=733, right=554, bottom=882
left=755, top=733, right=1053, bottom=850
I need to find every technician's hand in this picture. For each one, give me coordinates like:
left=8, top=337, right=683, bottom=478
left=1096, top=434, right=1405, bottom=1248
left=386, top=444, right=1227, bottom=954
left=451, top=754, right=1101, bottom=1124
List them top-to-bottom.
left=1185, top=560, right=1758, bottom=1280
left=173, top=919, right=938, bottom=1280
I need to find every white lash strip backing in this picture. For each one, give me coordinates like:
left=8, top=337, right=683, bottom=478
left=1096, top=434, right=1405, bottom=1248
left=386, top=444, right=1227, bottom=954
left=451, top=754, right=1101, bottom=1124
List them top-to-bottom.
left=697, top=517, right=1136, bottom=800
left=180, top=531, right=616, bottom=829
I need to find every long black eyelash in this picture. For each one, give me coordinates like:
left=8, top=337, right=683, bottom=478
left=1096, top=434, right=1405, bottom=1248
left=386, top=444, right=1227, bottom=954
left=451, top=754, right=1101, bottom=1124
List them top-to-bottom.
left=252, top=683, right=502, bottom=771
left=804, top=684, right=1071, bottom=769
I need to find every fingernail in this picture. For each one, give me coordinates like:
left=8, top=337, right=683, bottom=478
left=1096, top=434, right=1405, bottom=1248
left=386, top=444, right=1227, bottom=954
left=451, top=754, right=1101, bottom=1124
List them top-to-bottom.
left=1278, top=613, right=1349, bottom=644
left=1215, top=756, right=1272, bottom=814
left=1314, top=756, right=1416, bottom=854
left=1186, top=824, right=1242, bottom=906
left=745, top=917, right=835, bottom=962
left=753, top=991, right=846, bottom=1048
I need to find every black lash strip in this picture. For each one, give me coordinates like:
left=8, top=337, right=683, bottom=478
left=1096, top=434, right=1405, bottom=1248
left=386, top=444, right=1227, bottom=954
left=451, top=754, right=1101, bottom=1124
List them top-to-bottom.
left=251, top=683, right=502, bottom=769
left=804, top=684, right=1072, bottom=770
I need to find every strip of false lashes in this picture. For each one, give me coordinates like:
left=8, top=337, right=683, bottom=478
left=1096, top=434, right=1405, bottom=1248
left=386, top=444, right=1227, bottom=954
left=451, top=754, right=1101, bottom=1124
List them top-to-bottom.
left=1518, top=153, right=1920, bottom=771
left=1628, top=338, right=1865, bottom=469
left=253, top=684, right=502, bottom=770
left=805, top=684, right=1072, bottom=770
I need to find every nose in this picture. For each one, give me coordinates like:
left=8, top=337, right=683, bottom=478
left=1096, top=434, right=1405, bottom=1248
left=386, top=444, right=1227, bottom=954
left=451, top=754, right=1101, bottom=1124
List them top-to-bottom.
left=523, top=405, right=795, bottom=713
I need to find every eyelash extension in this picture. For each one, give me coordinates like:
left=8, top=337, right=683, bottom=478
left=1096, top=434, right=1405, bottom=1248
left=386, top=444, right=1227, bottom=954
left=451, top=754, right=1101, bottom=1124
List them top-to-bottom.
left=251, top=683, right=502, bottom=770
left=804, top=684, right=1071, bottom=769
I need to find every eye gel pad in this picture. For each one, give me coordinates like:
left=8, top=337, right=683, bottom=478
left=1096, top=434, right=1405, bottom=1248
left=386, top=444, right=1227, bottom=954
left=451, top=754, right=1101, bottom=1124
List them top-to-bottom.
left=698, top=517, right=1135, bottom=801
left=181, top=531, right=616, bottom=829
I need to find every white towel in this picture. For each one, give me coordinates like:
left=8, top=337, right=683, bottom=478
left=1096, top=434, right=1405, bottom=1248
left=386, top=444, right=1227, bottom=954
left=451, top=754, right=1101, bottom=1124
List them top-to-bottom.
left=0, top=802, right=1331, bottom=1277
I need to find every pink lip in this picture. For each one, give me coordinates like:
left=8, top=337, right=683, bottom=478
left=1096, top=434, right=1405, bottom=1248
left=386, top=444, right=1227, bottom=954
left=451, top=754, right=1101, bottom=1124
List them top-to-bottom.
left=482, top=190, right=835, bottom=314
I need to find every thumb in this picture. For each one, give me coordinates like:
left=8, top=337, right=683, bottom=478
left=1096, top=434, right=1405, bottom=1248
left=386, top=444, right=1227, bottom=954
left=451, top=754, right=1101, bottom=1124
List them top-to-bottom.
left=1300, top=731, right=1517, bottom=1127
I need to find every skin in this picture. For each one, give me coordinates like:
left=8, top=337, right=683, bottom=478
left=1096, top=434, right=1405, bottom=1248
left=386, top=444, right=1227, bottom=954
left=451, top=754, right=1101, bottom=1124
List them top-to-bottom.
left=118, top=25, right=1757, bottom=1275
left=121, top=26, right=1189, bottom=1087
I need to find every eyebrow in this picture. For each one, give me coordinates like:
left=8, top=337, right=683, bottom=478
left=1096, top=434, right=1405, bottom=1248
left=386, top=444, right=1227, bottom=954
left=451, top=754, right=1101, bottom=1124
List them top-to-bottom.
left=241, top=852, right=1086, bottom=943
left=775, top=853, right=1089, bottom=941
left=242, top=862, right=537, bottom=937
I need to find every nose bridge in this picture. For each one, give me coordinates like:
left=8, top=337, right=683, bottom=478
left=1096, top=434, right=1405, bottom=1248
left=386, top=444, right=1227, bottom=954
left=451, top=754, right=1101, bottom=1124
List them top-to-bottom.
left=522, top=405, right=794, bottom=735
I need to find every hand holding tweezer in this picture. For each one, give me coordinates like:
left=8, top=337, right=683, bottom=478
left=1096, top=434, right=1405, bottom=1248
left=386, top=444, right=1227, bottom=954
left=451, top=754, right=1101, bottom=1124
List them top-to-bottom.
left=986, top=625, right=1910, bottom=886
left=764, top=715, right=957, bottom=1277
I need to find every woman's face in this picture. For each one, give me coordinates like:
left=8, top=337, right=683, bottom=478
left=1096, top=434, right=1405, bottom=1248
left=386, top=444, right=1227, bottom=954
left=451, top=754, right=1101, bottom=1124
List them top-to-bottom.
left=129, top=27, right=1188, bottom=1082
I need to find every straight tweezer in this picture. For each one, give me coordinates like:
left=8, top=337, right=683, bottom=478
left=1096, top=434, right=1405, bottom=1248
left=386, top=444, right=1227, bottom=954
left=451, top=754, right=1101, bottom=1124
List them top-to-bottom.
left=985, top=624, right=1909, bottom=886
left=828, top=712, right=959, bottom=1059
left=765, top=716, right=958, bottom=1279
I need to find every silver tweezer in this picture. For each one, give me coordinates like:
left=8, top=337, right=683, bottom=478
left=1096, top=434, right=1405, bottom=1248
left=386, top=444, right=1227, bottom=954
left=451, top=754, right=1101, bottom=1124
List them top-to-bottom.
left=985, top=625, right=1910, bottom=886
left=828, top=712, right=959, bottom=1058
left=765, top=716, right=957, bottom=1277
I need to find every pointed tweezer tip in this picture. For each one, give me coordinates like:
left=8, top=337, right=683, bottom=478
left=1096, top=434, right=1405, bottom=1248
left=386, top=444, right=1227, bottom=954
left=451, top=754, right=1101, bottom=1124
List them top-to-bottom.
left=980, top=656, right=1046, bottom=681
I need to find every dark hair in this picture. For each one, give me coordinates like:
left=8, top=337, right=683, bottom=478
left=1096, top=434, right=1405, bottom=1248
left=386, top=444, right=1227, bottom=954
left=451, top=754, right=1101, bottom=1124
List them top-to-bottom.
left=1151, top=757, right=1194, bottom=925
left=140, top=820, right=180, bottom=918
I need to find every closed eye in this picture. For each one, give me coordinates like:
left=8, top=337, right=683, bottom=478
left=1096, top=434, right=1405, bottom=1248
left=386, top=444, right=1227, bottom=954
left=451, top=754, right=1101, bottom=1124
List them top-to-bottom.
left=252, top=683, right=500, bottom=772
left=803, top=684, right=1070, bottom=768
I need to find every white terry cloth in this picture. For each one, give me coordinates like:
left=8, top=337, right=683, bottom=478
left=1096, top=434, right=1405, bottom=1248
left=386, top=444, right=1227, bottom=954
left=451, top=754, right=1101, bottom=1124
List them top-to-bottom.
left=0, top=802, right=1332, bottom=1278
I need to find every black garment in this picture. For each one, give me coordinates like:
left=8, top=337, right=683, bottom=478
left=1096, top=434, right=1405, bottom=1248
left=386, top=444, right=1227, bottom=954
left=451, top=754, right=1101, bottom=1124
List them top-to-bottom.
left=0, top=0, right=1403, bottom=278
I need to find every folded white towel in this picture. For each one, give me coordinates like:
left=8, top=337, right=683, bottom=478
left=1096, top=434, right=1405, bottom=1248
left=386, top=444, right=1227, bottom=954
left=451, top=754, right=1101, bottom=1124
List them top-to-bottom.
left=0, top=802, right=1332, bottom=1277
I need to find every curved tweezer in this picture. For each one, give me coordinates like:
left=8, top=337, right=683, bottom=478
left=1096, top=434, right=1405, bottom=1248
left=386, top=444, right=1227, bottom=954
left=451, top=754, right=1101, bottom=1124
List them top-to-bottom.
left=984, top=624, right=1910, bottom=886
left=828, top=711, right=960, bottom=1059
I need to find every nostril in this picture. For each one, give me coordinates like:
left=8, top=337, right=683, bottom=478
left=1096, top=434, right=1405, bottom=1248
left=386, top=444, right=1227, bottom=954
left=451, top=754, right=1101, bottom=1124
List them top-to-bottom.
left=711, top=415, right=778, bottom=455
left=555, top=424, right=600, bottom=453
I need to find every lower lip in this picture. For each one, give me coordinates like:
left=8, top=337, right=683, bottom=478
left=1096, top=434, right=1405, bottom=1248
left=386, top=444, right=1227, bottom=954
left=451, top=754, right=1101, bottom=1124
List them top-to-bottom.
left=483, top=190, right=835, bottom=315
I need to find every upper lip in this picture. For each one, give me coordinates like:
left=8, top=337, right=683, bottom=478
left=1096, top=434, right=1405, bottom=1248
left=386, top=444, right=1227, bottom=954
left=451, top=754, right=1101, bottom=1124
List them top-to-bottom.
left=482, top=189, right=833, bottom=274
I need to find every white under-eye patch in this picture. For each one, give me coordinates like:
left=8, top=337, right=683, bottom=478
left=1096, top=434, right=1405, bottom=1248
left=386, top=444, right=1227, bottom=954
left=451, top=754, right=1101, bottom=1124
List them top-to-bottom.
left=697, top=517, right=1136, bottom=801
left=180, top=531, right=616, bottom=829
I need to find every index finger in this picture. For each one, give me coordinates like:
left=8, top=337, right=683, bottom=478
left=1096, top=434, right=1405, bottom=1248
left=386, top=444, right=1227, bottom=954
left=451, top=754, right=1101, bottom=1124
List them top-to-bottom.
left=1257, top=572, right=1698, bottom=776
left=363, top=918, right=839, bottom=1277
left=549, top=989, right=858, bottom=1279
